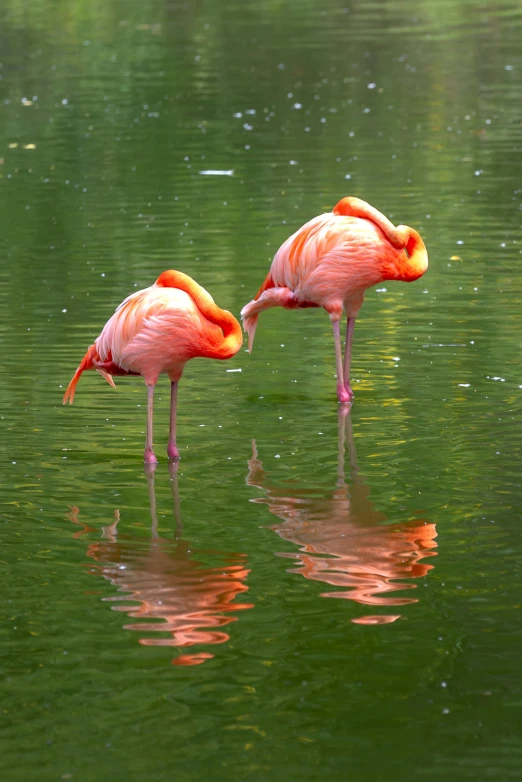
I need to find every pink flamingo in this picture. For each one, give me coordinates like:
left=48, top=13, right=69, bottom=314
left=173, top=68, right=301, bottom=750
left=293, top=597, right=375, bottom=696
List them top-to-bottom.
left=241, top=197, right=428, bottom=404
left=63, top=270, right=243, bottom=463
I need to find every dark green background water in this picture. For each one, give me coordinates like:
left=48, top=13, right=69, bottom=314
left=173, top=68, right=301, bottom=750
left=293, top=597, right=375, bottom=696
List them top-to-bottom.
left=1, top=0, right=522, bottom=779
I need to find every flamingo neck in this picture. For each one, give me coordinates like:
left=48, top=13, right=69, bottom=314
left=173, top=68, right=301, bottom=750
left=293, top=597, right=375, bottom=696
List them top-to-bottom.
left=333, top=196, right=402, bottom=246
left=333, top=197, right=428, bottom=282
left=155, top=270, right=243, bottom=359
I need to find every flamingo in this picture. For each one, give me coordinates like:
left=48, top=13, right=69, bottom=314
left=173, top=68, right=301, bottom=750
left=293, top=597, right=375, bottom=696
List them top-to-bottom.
left=241, top=196, right=428, bottom=404
left=63, top=270, right=243, bottom=463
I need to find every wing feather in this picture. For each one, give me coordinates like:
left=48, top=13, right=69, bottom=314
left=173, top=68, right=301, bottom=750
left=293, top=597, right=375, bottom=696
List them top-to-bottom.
left=96, top=286, right=198, bottom=364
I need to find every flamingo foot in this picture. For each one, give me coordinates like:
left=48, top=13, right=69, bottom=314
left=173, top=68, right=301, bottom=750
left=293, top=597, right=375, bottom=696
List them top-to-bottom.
left=344, top=381, right=355, bottom=401
left=337, top=384, right=353, bottom=406
left=167, top=442, right=180, bottom=460
left=144, top=446, right=158, bottom=465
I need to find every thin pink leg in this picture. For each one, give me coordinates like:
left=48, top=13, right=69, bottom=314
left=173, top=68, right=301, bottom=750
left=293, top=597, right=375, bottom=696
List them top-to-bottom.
left=343, top=318, right=355, bottom=400
left=332, top=319, right=351, bottom=405
left=167, top=381, right=180, bottom=459
left=144, top=384, right=158, bottom=464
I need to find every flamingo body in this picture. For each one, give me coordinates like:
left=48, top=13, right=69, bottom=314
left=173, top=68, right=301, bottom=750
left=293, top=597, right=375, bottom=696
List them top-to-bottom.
left=241, top=197, right=428, bottom=403
left=64, top=270, right=242, bottom=462
left=96, top=285, right=237, bottom=384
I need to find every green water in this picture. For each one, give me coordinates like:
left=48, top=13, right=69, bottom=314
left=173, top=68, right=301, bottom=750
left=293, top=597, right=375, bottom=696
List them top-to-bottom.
left=1, top=0, right=522, bottom=779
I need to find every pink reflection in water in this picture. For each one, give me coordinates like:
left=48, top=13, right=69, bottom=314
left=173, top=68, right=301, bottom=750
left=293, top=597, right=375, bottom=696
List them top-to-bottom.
left=247, top=410, right=437, bottom=624
left=72, top=464, right=253, bottom=665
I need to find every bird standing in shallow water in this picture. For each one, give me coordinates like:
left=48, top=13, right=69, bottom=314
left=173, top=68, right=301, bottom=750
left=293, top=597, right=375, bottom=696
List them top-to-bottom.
left=241, top=197, right=428, bottom=404
left=63, top=270, right=242, bottom=463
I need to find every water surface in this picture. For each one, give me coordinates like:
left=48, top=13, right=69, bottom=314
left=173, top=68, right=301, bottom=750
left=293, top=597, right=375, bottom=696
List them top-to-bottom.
left=1, top=0, right=522, bottom=779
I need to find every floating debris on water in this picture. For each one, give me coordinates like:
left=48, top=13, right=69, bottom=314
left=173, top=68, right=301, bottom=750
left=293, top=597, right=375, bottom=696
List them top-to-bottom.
left=199, top=169, right=234, bottom=176
left=423, top=343, right=467, bottom=348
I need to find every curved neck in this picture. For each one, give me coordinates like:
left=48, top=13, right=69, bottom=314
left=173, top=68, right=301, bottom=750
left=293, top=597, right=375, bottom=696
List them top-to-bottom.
left=333, top=196, right=405, bottom=248
left=333, top=197, right=428, bottom=282
left=155, top=270, right=243, bottom=359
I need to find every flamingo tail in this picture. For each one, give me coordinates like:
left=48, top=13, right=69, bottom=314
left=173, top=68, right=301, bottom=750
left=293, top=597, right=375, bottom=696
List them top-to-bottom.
left=239, top=271, right=276, bottom=353
left=253, top=272, right=275, bottom=300
left=241, top=280, right=318, bottom=353
left=240, top=307, right=259, bottom=353
left=63, top=344, right=115, bottom=405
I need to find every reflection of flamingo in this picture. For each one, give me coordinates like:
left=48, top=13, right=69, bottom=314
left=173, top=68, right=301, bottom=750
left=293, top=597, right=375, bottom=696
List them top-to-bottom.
left=241, top=197, right=428, bottom=403
left=63, top=270, right=242, bottom=462
left=247, top=410, right=437, bottom=624
left=72, top=464, right=253, bottom=665
left=66, top=505, right=95, bottom=539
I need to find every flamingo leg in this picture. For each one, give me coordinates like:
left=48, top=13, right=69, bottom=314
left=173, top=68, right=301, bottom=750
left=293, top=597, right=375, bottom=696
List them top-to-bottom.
left=343, top=318, right=355, bottom=400
left=332, top=319, right=352, bottom=405
left=167, top=381, right=180, bottom=460
left=144, top=384, right=158, bottom=464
